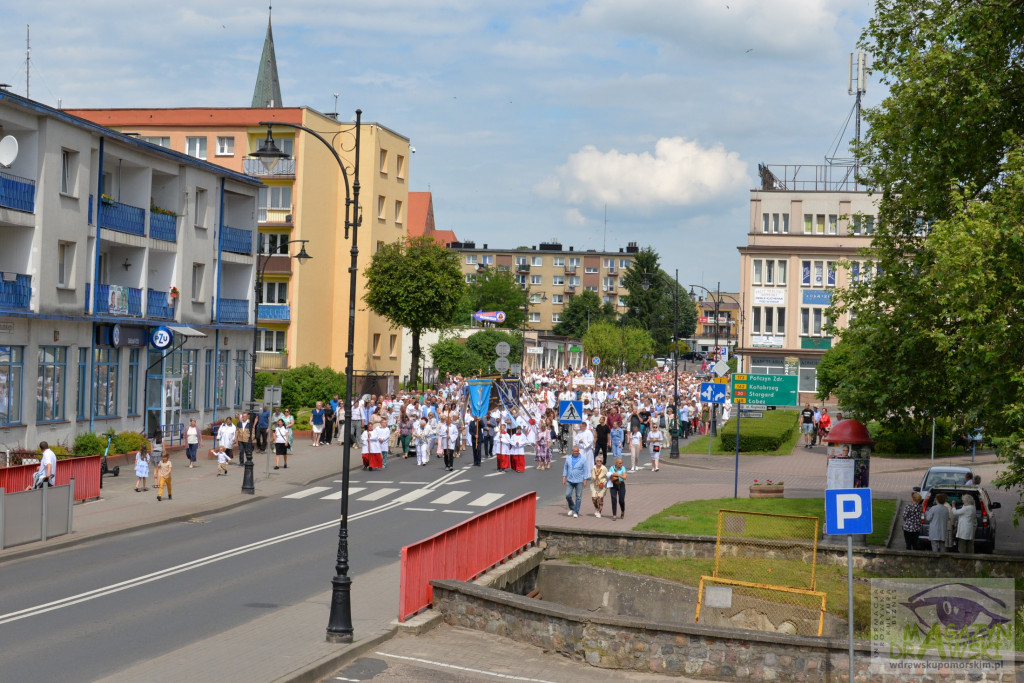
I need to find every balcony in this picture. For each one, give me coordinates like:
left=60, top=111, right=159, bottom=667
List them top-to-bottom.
left=243, top=158, right=296, bottom=176
left=0, top=171, right=35, bottom=213
left=88, top=195, right=93, bottom=225
left=99, top=198, right=146, bottom=236
left=257, top=207, right=292, bottom=224
left=149, top=212, right=178, bottom=242
left=221, top=225, right=254, bottom=255
left=515, top=263, right=531, bottom=273
left=564, top=265, right=577, bottom=273
left=606, top=269, right=618, bottom=276
left=0, top=273, right=32, bottom=310
left=94, top=284, right=143, bottom=316
left=146, top=288, right=176, bottom=320
left=218, top=297, right=249, bottom=323
left=257, top=303, right=290, bottom=321
left=256, top=351, right=289, bottom=371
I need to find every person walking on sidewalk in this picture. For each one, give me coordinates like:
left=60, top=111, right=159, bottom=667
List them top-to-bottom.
left=311, top=401, right=325, bottom=447
left=800, top=403, right=815, bottom=448
left=256, top=406, right=270, bottom=453
left=236, top=412, right=253, bottom=466
left=185, top=418, right=201, bottom=468
left=273, top=418, right=289, bottom=470
left=216, top=419, right=235, bottom=464
left=535, top=419, right=551, bottom=470
left=648, top=423, right=663, bottom=472
left=628, top=424, right=643, bottom=471
left=134, top=442, right=150, bottom=492
left=212, top=444, right=231, bottom=476
left=562, top=446, right=589, bottom=518
left=155, top=451, right=172, bottom=501
left=590, top=456, right=609, bottom=518
left=608, top=457, right=627, bottom=520
left=902, top=492, right=923, bottom=549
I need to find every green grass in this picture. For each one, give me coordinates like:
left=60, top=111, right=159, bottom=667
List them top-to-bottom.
left=680, top=409, right=801, bottom=455
left=634, top=497, right=898, bottom=547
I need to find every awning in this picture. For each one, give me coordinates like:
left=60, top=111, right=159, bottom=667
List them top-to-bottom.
left=168, top=325, right=207, bottom=338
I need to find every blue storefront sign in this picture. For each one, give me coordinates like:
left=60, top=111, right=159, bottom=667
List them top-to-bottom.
left=801, top=289, right=832, bottom=306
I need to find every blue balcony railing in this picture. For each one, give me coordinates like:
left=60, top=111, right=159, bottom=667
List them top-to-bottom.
left=0, top=171, right=35, bottom=213
left=88, top=195, right=93, bottom=225
left=99, top=198, right=146, bottom=236
left=150, top=212, right=178, bottom=242
left=220, top=225, right=253, bottom=255
left=0, top=273, right=32, bottom=310
left=84, top=283, right=90, bottom=313
left=94, top=284, right=143, bottom=316
left=147, top=288, right=176, bottom=320
left=218, top=297, right=249, bottom=323
left=257, top=303, right=290, bottom=321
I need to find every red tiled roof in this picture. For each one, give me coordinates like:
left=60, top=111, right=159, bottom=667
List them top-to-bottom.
left=407, top=192, right=433, bottom=238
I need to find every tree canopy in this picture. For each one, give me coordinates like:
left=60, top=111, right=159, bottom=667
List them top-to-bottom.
left=363, top=235, right=465, bottom=384
left=618, top=246, right=697, bottom=352
left=465, top=267, right=526, bottom=330
left=552, top=289, right=615, bottom=338
left=582, top=321, right=655, bottom=374
left=429, top=329, right=522, bottom=378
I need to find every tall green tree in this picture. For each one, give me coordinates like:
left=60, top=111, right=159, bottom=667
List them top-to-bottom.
left=363, top=235, right=465, bottom=385
left=620, top=247, right=696, bottom=351
left=466, top=267, right=526, bottom=329
left=552, top=289, right=614, bottom=337
left=582, top=321, right=655, bottom=374
left=428, top=329, right=522, bottom=378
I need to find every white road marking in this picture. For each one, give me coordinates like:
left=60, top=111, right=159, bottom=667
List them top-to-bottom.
left=484, top=472, right=504, bottom=478
left=442, top=478, right=470, bottom=485
left=365, top=480, right=393, bottom=484
left=399, top=481, right=429, bottom=485
left=282, top=486, right=332, bottom=499
left=320, top=487, right=365, bottom=500
left=357, top=487, right=399, bottom=501
left=393, top=489, right=433, bottom=503
left=430, top=491, right=470, bottom=505
left=468, top=493, right=504, bottom=507
left=404, top=507, right=436, bottom=512
left=443, top=510, right=473, bottom=515
left=373, top=652, right=558, bottom=682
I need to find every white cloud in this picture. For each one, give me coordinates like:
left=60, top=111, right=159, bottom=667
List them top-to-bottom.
left=537, top=137, right=749, bottom=208
left=564, top=208, right=587, bottom=226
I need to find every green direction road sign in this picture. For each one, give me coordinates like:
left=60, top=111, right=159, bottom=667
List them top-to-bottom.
left=731, top=373, right=798, bottom=407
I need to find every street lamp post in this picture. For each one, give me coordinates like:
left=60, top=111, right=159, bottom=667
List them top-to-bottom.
left=252, top=111, right=362, bottom=644
left=243, top=239, right=311, bottom=496
left=641, top=269, right=681, bottom=458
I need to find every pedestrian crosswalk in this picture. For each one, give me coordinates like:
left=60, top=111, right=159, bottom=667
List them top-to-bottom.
left=282, top=481, right=512, bottom=513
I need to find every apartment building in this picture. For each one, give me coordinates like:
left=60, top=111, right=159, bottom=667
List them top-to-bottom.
left=0, top=89, right=261, bottom=447
left=737, top=164, right=877, bottom=402
left=450, top=240, right=638, bottom=334
left=690, top=292, right=740, bottom=358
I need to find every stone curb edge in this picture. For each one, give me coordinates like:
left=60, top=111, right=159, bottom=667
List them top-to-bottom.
left=274, top=625, right=399, bottom=683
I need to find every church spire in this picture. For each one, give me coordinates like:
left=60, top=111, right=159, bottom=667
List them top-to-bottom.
left=252, top=5, right=283, bottom=108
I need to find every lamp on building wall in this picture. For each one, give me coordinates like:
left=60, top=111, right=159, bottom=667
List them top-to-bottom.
left=251, top=111, right=362, bottom=645
left=122, top=258, right=132, bottom=271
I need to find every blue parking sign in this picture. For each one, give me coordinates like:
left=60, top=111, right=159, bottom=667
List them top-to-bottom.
left=825, top=488, right=873, bottom=535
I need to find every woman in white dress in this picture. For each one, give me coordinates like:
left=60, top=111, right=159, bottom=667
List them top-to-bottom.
left=648, top=423, right=663, bottom=472
left=134, top=442, right=150, bottom=492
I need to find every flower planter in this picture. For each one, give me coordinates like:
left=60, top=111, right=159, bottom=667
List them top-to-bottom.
left=749, top=485, right=784, bottom=498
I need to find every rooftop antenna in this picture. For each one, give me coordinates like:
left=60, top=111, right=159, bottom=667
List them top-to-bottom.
left=26, top=25, right=30, bottom=99
left=849, top=51, right=867, bottom=176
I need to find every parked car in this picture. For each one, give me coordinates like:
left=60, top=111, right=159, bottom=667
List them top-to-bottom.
left=914, top=465, right=974, bottom=499
left=917, top=484, right=1000, bottom=553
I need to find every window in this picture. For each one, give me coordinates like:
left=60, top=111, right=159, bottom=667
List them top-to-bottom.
left=140, top=136, right=170, bottom=148
left=185, top=136, right=207, bottom=159
left=216, top=136, right=235, bottom=156
left=60, top=149, right=77, bottom=195
left=379, top=149, right=388, bottom=174
left=396, top=154, right=405, bottom=179
left=258, top=185, right=292, bottom=210
left=194, top=187, right=209, bottom=228
left=377, top=195, right=386, bottom=219
left=394, top=200, right=403, bottom=224
left=782, top=214, right=790, bottom=233
left=804, top=214, right=828, bottom=234
left=828, top=214, right=838, bottom=234
left=376, top=241, right=385, bottom=253
left=57, top=242, right=75, bottom=287
left=465, top=254, right=477, bottom=265
left=481, top=255, right=494, bottom=266
left=515, top=256, right=529, bottom=266
left=531, top=256, right=543, bottom=266
left=553, top=257, right=565, bottom=267
left=568, top=257, right=581, bottom=268
left=603, top=258, right=616, bottom=270
left=619, top=259, right=631, bottom=269
left=765, top=259, right=775, bottom=285
left=778, top=259, right=787, bottom=285
left=752, top=260, right=762, bottom=286
left=801, top=260, right=832, bottom=288
left=827, top=261, right=836, bottom=287
left=851, top=261, right=875, bottom=284
left=191, top=263, right=205, bottom=301
left=585, top=266, right=599, bottom=274
left=465, top=273, right=478, bottom=284
left=515, top=274, right=527, bottom=286
left=530, top=275, right=542, bottom=285
left=552, top=275, right=565, bottom=286
left=568, top=275, right=580, bottom=287
left=602, top=277, right=615, bottom=291
left=261, top=281, right=288, bottom=304
left=585, top=285, right=598, bottom=292
left=529, top=292, right=543, bottom=304
left=551, top=294, right=564, bottom=305
left=603, top=296, right=613, bottom=305
left=618, top=296, right=628, bottom=307
left=751, top=306, right=786, bottom=335
left=752, top=307, right=761, bottom=334
left=776, top=307, right=786, bottom=335
left=800, top=307, right=827, bottom=336
left=528, top=312, right=540, bottom=323
left=552, top=313, right=563, bottom=323
left=261, top=330, right=286, bottom=352
left=372, top=333, right=381, bottom=357
left=389, top=334, right=398, bottom=358
left=37, top=346, right=66, bottom=422
left=0, top=347, right=22, bottom=425
left=93, top=347, right=118, bottom=418
left=77, top=348, right=87, bottom=420
left=127, top=348, right=140, bottom=415
left=182, top=349, right=197, bottom=411
left=204, top=349, right=213, bottom=409
left=215, top=350, right=229, bottom=408
left=234, top=350, right=247, bottom=407
left=750, top=356, right=785, bottom=375
left=799, top=358, right=820, bottom=393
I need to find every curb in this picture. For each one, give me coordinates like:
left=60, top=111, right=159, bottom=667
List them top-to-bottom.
left=275, top=625, right=399, bottom=683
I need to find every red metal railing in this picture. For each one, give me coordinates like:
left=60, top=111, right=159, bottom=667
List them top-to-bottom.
left=0, top=455, right=102, bottom=502
left=398, top=491, right=536, bottom=622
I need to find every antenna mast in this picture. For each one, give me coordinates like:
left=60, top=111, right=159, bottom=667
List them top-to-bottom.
left=26, top=25, right=30, bottom=99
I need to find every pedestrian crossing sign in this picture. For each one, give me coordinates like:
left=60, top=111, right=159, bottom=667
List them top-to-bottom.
left=559, top=400, right=584, bottom=424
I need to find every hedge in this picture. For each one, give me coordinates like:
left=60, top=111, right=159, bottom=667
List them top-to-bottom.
left=717, top=409, right=798, bottom=452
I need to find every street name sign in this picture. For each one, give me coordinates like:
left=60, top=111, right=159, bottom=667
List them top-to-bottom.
left=730, top=373, right=798, bottom=406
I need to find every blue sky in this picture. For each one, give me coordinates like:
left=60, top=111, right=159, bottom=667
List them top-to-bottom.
left=1, top=0, right=877, bottom=290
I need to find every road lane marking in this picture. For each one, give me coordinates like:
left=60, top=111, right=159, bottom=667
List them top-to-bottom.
left=484, top=472, right=504, bottom=477
left=442, top=478, right=470, bottom=485
left=365, top=480, right=393, bottom=484
left=399, top=481, right=428, bottom=485
left=282, top=486, right=332, bottom=499
left=320, top=487, right=364, bottom=500
left=357, top=487, right=399, bottom=501
left=393, top=489, right=433, bottom=503
left=430, top=491, right=469, bottom=505
left=467, top=493, right=504, bottom=507
left=404, top=507, right=436, bottom=512
left=443, top=510, right=473, bottom=514
left=373, top=652, right=557, bottom=682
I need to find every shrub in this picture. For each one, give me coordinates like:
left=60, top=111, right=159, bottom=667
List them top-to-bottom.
left=717, top=410, right=798, bottom=453
left=112, top=431, right=149, bottom=454
left=73, top=432, right=106, bottom=456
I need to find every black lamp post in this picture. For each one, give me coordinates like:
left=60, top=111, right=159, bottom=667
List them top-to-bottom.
left=252, top=111, right=362, bottom=644
left=243, top=238, right=311, bottom=495
left=641, top=269, right=681, bottom=458
left=688, top=283, right=744, bottom=439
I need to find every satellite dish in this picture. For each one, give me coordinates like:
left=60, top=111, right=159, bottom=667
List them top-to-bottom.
left=0, top=136, right=17, bottom=168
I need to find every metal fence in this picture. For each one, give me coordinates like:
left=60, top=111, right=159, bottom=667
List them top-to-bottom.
left=0, top=480, right=75, bottom=549
left=695, top=509, right=827, bottom=636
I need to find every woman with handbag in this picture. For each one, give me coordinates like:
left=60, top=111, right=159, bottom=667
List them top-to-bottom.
left=648, top=421, right=663, bottom=472
left=590, top=456, right=609, bottom=518
left=608, top=457, right=627, bottom=520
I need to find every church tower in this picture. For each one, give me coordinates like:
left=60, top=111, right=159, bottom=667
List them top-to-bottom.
left=252, top=6, right=283, bottom=107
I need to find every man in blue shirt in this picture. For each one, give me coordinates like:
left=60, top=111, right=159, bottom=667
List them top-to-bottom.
left=562, top=446, right=590, bottom=518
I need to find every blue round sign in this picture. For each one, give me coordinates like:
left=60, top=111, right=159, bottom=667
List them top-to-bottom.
left=150, top=326, right=173, bottom=350
left=592, top=356, right=601, bottom=365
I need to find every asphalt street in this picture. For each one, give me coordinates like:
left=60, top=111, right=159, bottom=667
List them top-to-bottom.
left=0, top=454, right=559, bottom=682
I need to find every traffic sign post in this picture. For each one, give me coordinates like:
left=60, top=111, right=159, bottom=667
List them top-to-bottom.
left=592, top=356, right=600, bottom=366
left=494, top=357, right=511, bottom=373
left=730, top=373, right=798, bottom=407
left=699, top=382, right=727, bottom=404
left=558, top=400, right=583, bottom=424
left=825, top=488, right=873, bottom=683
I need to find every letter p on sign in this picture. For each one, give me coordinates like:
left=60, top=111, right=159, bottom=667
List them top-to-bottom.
left=825, top=488, right=873, bottom=536
left=835, top=494, right=861, bottom=530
